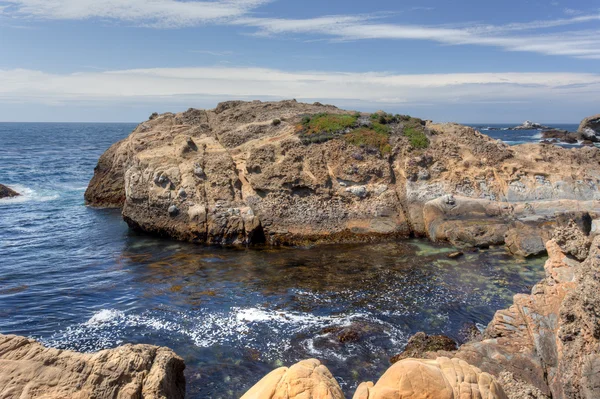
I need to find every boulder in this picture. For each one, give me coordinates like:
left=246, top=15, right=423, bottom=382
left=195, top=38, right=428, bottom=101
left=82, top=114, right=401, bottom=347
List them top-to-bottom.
left=578, top=114, right=600, bottom=140
left=0, top=184, right=19, bottom=199
left=504, top=223, right=546, bottom=257
left=0, top=334, right=185, bottom=399
left=353, top=357, right=508, bottom=399
left=241, top=359, right=344, bottom=399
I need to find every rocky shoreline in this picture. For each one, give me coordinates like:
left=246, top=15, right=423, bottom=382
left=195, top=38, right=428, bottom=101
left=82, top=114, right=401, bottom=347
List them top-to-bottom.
left=238, top=219, right=599, bottom=399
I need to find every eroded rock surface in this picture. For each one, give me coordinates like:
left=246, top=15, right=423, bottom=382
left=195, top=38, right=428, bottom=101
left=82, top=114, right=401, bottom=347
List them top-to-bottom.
left=86, top=101, right=600, bottom=247
left=578, top=114, right=600, bottom=141
left=0, top=184, right=19, bottom=199
left=451, top=222, right=600, bottom=398
left=0, top=334, right=185, bottom=399
left=354, top=357, right=507, bottom=399
left=241, top=358, right=345, bottom=399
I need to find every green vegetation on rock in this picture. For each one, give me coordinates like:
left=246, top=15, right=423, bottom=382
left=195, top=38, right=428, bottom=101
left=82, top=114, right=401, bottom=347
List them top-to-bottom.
left=301, top=112, right=358, bottom=135
left=343, top=127, right=392, bottom=155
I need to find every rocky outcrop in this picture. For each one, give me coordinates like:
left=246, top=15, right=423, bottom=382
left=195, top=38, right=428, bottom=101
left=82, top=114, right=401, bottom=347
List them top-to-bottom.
left=86, top=100, right=600, bottom=247
left=578, top=114, right=600, bottom=141
left=511, top=121, right=550, bottom=130
left=0, top=184, right=19, bottom=199
left=448, top=222, right=600, bottom=398
left=0, top=334, right=185, bottom=399
left=354, top=357, right=507, bottom=399
left=242, top=358, right=507, bottom=399
left=241, top=359, right=345, bottom=399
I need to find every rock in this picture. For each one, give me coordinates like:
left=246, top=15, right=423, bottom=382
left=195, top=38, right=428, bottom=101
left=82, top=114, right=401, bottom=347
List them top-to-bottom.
left=86, top=100, right=600, bottom=246
left=578, top=114, right=600, bottom=138
left=511, top=121, right=550, bottom=130
left=541, top=129, right=584, bottom=144
left=0, top=184, right=19, bottom=199
left=168, top=205, right=179, bottom=216
left=552, top=220, right=591, bottom=261
left=504, top=223, right=546, bottom=257
left=452, top=225, right=600, bottom=398
left=447, top=251, right=464, bottom=259
left=390, top=332, right=457, bottom=364
left=0, top=334, right=185, bottom=399
left=354, top=357, right=508, bottom=399
left=241, top=359, right=344, bottom=399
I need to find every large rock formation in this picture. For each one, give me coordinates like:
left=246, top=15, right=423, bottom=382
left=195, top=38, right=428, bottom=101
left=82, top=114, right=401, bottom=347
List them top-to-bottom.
left=86, top=100, right=600, bottom=247
left=578, top=114, right=600, bottom=141
left=0, top=184, right=19, bottom=199
left=0, top=334, right=185, bottom=399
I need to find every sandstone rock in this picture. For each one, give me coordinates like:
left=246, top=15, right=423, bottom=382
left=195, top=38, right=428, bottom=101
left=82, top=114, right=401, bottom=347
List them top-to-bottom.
left=86, top=100, right=600, bottom=247
left=0, top=184, right=19, bottom=199
left=552, top=220, right=591, bottom=261
left=453, top=227, right=600, bottom=398
left=390, top=332, right=457, bottom=364
left=0, top=334, right=185, bottom=399
left=354, top=357, right=508, bottom=399
left=241, top=359, right=344, bottom=399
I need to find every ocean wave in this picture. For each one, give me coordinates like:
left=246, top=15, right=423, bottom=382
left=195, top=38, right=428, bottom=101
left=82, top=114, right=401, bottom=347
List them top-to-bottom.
left=0, top=184, right=59, bottom=205
left=41, top=307, right=408, bottom=362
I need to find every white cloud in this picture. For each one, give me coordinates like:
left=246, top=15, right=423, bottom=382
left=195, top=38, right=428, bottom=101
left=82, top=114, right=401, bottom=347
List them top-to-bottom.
left=0, top=0, right=270, bottom=27
left=1, top=1, right=599, bottom=58
left=239, top=14, right=600, bottom=59
left=1, top=67, right=599, bottom=108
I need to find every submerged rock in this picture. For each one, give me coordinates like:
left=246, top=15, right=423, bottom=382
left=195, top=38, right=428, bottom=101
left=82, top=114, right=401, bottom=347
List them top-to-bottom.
left=0, top=184, right=19, bottom=199
left=390, top=332, right=457, bottom=364
left=0, top=334, right=185, bottom=399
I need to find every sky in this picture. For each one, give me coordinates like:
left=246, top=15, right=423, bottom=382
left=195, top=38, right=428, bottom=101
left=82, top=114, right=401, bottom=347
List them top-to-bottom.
left=0, top=0, right=599, bottom=123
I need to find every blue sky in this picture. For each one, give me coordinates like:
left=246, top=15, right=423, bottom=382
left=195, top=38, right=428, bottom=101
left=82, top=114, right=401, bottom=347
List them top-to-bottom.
left=0, top=0, right=599, bottom=122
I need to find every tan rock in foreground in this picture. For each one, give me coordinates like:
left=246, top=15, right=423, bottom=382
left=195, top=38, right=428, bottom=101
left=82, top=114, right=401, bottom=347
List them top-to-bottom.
left=0, top=334, right=185, bottom=399
left=353, top=357, right=507, bottom=399
left=241, top=359, right=345, bottom=399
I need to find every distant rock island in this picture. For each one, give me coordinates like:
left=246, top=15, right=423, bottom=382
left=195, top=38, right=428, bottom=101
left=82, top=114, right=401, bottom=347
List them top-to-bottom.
left=510, top=120, right=550, bottom=130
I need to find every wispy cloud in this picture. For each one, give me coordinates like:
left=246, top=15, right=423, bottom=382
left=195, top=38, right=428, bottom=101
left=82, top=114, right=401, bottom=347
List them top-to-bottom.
left=0, top=0, right=271, bottom=27
left=1, top=0, right=599, bottom=59
left=239, top=14, right=600, bottom=59
left=189, top=50, right=234, bottom=56
left=1, top=67, right=599, bottom=107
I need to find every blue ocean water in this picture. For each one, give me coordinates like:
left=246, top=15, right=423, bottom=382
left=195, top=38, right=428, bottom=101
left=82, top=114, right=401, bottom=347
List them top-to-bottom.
left=0, top=122, right=546, bottom=397
left=467, top=123, right=580, bottom=145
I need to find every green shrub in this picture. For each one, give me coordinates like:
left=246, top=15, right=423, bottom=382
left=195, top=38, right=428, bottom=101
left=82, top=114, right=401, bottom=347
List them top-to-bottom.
left=302, top=113, right=358, bottom=135
left=272, top=119, right=281, bottom=126
left=404, top=127, right=429, bottom=149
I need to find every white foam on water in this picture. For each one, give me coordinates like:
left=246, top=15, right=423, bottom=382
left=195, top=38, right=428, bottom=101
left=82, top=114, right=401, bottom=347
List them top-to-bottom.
left=0, top=184, right=59, bottom=204
left=44, top=306, right=408, bottom=362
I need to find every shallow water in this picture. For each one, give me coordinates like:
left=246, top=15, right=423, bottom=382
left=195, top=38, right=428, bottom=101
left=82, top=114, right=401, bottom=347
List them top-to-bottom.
left=0, top=123, right=546, bottom=397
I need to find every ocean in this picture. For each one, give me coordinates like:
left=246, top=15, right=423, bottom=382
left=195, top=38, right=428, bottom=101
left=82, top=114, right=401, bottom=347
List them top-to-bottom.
left=0, top=122, right=548, bottom=397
